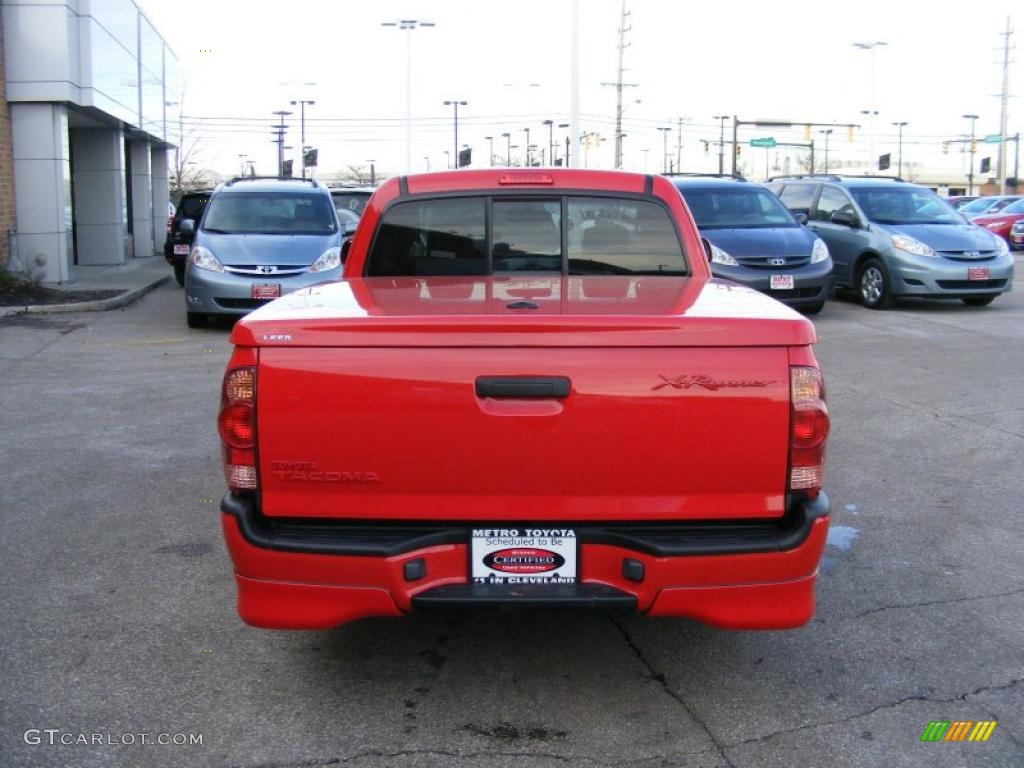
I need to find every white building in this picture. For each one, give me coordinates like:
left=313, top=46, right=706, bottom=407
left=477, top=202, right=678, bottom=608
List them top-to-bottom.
left=2, top=0, right=180, bottom=283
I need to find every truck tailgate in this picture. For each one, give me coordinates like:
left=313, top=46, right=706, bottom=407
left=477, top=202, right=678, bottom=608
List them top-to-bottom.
left=257, top=346, right=791, bottom=521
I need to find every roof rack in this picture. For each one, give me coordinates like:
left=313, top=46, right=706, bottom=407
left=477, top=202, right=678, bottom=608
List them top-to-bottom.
left=665, top=172, right=748, bottom=182
left=767, top=173, right=905, bottom=183
left=224, top=176, right=320, bottom=188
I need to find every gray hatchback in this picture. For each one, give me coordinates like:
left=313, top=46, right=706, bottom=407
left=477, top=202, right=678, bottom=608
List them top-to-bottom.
left=766, top=177, right=1014, bottom=308
left=182, top=178, right=342, bottom=327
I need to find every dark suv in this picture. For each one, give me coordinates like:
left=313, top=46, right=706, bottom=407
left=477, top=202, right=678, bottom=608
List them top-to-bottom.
left=671, top=176, right=833, bottom=313
left=766, top=176, right=1013, bottom=308
left=164, top=190, right=212, bottom=286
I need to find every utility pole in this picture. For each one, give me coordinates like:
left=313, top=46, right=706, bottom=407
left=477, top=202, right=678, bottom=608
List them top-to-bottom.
left=605, top=0, right=637, bottom=169
left=996, top=17, right=1013, bottom=194
left=443, top=100, right=468, bottom=167
left=272, top=110, right=292, bottom=176
left=963, top=113, right=979, bottom=195
left=714, top=115, right=728, bottom=175
left=675, top=117, right=689, bottom=173
left=543, top=120, right=555, bottom=166
left=657, top=126, right=671, bottom=173
left=522, top=127, right=532, bottom=166
left=819, top=129, right=833, bottom=174
left=502, top=133, right=512, bottom=166
left=484, top=136, right=494, bottom=166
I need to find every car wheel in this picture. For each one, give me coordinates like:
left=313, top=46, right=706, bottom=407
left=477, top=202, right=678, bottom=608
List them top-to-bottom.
left=858, top=258, right=894, bottom=309
left=173, top=263, right=186, bottom=287
left=961, top=295, right=997, bottom=307
left=801, top=302, right=825, bottom=315
left=186, top=312, right=208, bottom=329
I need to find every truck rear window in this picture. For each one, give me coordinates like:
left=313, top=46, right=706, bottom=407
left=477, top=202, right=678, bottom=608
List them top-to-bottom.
left=366, top=196, right=687, bottom=276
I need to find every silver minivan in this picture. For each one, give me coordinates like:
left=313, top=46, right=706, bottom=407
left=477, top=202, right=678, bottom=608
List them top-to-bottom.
left=766, top=177, right=1014, bottom=308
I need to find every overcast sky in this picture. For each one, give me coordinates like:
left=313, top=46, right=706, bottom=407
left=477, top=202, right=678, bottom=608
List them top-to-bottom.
left=140, top=0, right=1022, bottom=181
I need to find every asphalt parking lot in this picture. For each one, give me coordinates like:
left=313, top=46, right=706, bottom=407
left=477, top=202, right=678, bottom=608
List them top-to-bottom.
left=1, top=269, right=1022, bottom=768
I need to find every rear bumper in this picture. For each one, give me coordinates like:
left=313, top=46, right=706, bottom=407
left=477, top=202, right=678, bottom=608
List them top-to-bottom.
left=220, top=492, right=830, bottom=630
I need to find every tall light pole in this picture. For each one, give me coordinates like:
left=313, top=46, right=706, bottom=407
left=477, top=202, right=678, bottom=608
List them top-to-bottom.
left=381, top=19, right=436, bottom=172
left=853, top=41, right=887, bottom=168
left=290, top=94, right=315, bottom=179
left=443, top=100, right=468, bottom=168
left=272, top=110, right=292, bottom=176
left=963, top=113, right=979, bottom=195
left=713, top=115, right=729, bottom=175
left=543, top=120, right=555, bottom=167
left=891, top=121, right=908, bottom=177
left=558, top=123, right=570, bottom=165
left=656, top=126, right=671, bottom=173
left=522, top=127, right=532, bottom=166
left=819, top=129, right=833, bottom=174
left=502, top=132, right=512, bottom=166
left=484, top=136, right=494, bottom=166
left=443, top=149, right=451, bottom=170
left=237, top=153, right=247, bottom=176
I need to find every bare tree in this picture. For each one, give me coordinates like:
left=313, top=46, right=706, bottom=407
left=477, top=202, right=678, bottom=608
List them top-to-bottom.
left=340, top=165, right=374, bottom=185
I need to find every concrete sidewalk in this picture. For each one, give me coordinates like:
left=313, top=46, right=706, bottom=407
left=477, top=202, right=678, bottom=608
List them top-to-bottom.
left=1, top=256, right=171, bottom=317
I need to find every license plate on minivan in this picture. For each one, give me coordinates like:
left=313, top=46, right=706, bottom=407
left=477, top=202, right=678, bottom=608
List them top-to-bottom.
left=173, top=244, right=190, bottom=255
left=968, top=267, right=990, bottom=281
left=770, top=274, right=795, bottom=290
left=252, top=283, right=281, bottom=299
left=471, top=527, right=577, bottom=585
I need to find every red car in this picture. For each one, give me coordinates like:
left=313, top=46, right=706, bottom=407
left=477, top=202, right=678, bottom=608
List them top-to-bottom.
left=218, top=169, right=831, bottom=631
left=972, top=198, right=1024, bottom=249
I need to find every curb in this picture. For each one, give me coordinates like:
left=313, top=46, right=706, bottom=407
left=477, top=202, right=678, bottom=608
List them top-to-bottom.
left=0, top=275, right=171, bottom=318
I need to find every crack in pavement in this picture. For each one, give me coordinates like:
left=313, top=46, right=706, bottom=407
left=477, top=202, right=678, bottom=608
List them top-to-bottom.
left=854, top=587, right=1024, bottom=619
left=611, top=619, right=735, bottom=768
left=726, top=677, right=1024, bottom=749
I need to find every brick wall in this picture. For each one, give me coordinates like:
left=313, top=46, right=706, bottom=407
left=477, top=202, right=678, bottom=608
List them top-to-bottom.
left=0, top=17, right=14, bottom=268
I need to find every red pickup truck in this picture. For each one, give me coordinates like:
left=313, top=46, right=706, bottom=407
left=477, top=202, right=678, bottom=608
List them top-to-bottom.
left=218, top=169, right=830, bottom=630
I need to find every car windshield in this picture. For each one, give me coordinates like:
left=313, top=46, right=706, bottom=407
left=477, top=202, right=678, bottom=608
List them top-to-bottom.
left=680, top=187, right=797, bottom=229
left=848, top=188, right=965, bottom=225
left=202, top=192, right=336, bottom=234
left=331, top=192, right=371, bottom=215
left=959, top=197, right=1008, bottom=214
left=998, top=199, right=1024, bottom=215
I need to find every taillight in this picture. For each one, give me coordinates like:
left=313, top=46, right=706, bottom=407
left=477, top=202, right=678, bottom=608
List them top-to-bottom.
left=166, top=215, right=174, bottom=234
left=218, top=366, right=257, bottom=492
left=789, top=366, right=829, bottom=498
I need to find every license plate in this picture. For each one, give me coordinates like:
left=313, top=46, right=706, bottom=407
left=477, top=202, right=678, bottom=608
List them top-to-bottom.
left=1011, top=234, right=1023, bottom=243
left=173, top=244, right=190, bottom=255
left=967, top=268, right=990, bottom=281
left=770, top=274, right=795, bottom=290
left=252, top=283, right=281, bottom=299
left=471, top=527, right=577, bottom=585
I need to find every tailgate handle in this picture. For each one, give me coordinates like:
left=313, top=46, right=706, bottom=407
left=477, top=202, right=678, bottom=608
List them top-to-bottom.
left=475, top=376, right=571, bottom=399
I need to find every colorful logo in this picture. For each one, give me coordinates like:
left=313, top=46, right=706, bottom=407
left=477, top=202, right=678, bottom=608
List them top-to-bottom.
left=920, top=721, right=997, bottom=742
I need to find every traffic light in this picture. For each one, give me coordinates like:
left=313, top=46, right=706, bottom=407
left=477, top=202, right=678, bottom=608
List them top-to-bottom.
left=803, top=124, right=811, bottom=141
left=847, top=126, right=854, bottom=142
left=702, top=140, right=710, bottom=153
left=971, top=140, right=978, bottom=153
left=736, top=143, right=742, bottom=157
left=303, top=147, right=318, bottom=167
left=458, top=147, right=472, bottom=168
left=878, top=153, right=891, bottom=171
left=980, top=157, right=991, bottom=174
left=281, top=159, right=293, bottom=177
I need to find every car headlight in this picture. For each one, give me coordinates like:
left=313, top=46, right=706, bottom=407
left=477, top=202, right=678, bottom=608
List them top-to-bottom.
left=891, top=234, right=937, bottom=258
left=994, top=235, right=1009, bottom=256
left=810, top=238, right=830, bottom=264
left=710, top=243, right=737, bottom=266
left=188, top=245, right=224, bottom=273
left=309, top=246, right=341, bottom=273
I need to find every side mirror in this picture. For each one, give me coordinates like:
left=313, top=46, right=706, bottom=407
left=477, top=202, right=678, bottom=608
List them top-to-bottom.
left=830, top=210, right=858, bottom=228
left=793, top=212, right=808, bottom=225
left=178, top=218, right=195, bottom=234
left=343, top=220, right=358, bottom=236
left=701, top=237, right=713, bottom=263
left=340, top=239, right=352, bottom=264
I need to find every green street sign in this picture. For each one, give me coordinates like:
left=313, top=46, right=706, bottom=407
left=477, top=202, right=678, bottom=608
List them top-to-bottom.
left=983, top=134, right=1003, bottom=144
left=750, top=137, right=776, bottom=148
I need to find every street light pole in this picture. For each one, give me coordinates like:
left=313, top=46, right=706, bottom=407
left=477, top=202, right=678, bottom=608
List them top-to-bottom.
left=381, top=19, right=436, bottom=173
left=853, top=41, right=887, bottom=167
left=290, top=96, right=315, bottom=179
left=443, top=100, right=468, bottom=168
left=272, top=110, right=292, bottom=176
left=963, top=113, right=979, bottom=195
left=713, top=115, right=728, bottom=175
left=543, top=119, right=554, bottom=166
left=891, top=121, right=908, bottom=177
left=558, top=123, right=570, bottom=166
left=657, top=126, right=671, bottom=173
left=522, top=128, right=531, bottom=166
left=819, top=129, right=833, bottom=174
left=502, top=133, right=512, bottom=166
left=484, top=136, right=494, bottom=166
left=443, top=150, right=451, bottom=170
left=238, top=153, right=247, bottom=176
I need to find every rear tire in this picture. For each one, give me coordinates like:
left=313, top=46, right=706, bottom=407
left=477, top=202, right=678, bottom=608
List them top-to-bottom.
left=858, top=257, right=894, bottom=309
left=173, top=262, right=185, bottom=287
left=961, top=295, right=997, bottom=307
left=801, top=302, right=825, bottom=315
left=186, top=312, right=208, bottom=329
